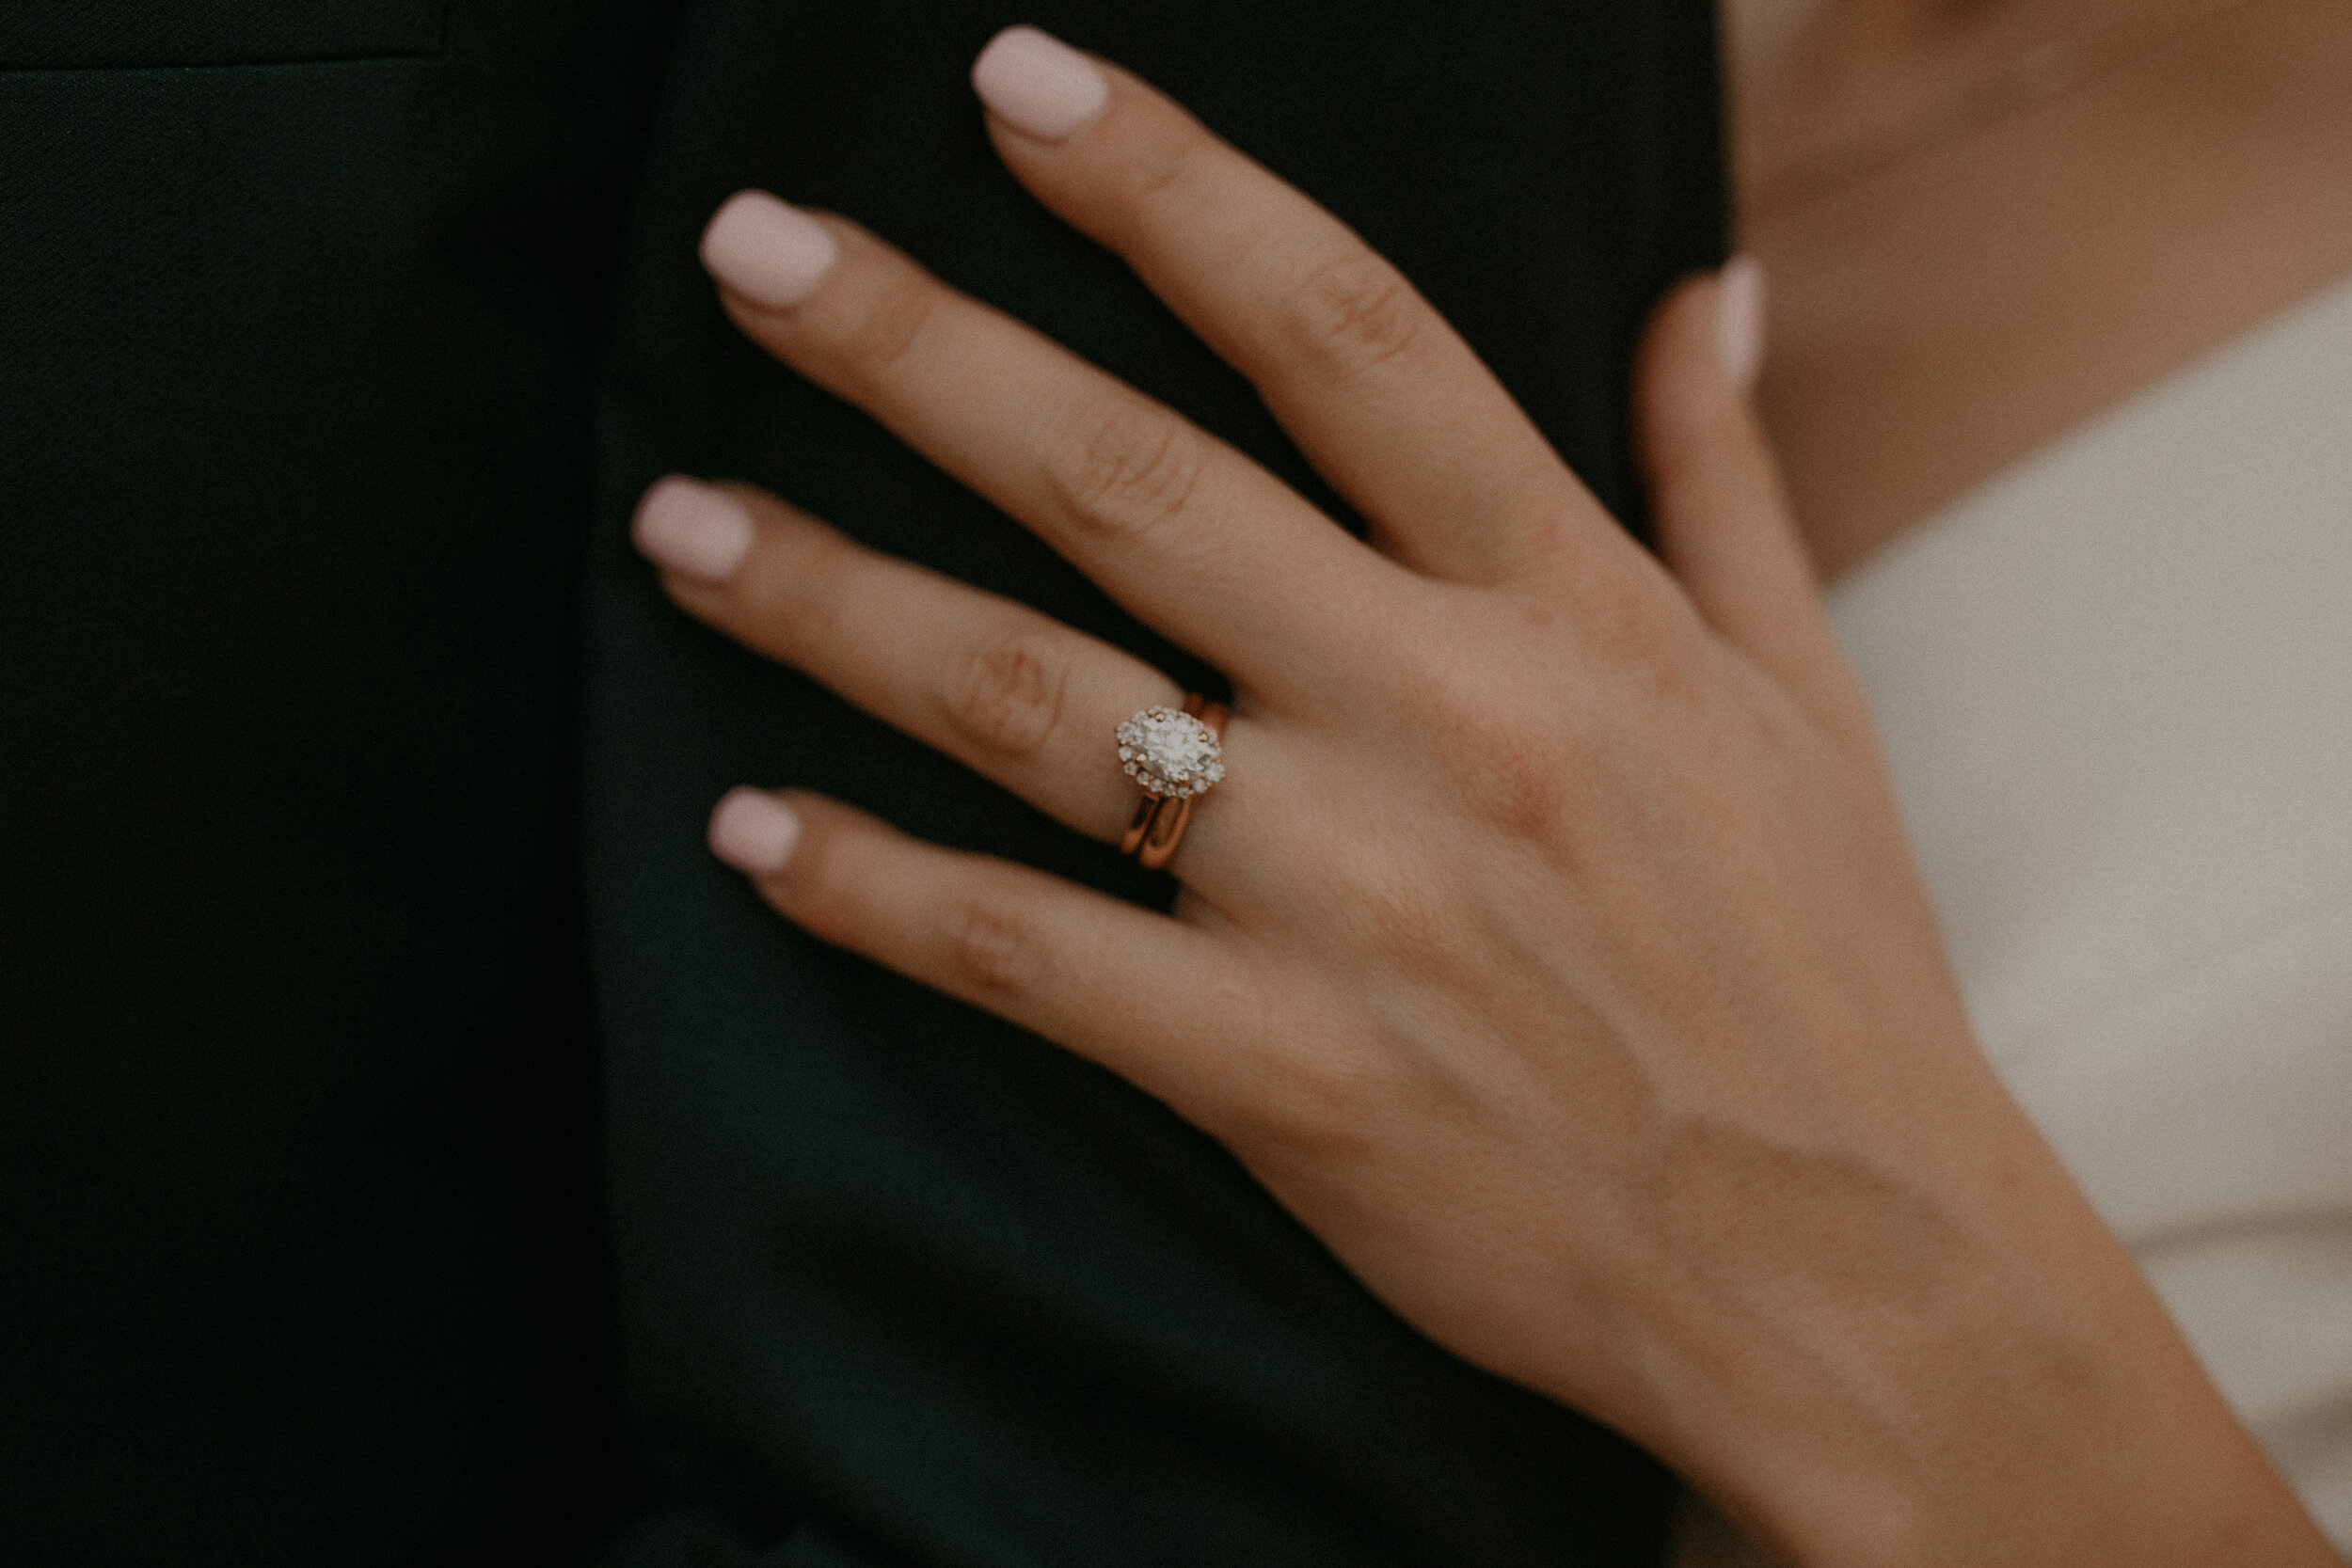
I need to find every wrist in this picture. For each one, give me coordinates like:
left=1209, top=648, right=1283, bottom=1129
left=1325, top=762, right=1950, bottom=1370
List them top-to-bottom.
left=1610, top=1101, right=2329, bottom=1568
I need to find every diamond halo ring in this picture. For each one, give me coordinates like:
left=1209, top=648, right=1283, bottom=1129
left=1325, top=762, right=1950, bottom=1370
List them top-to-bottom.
left=1117, top=694, right=1227, bottom=870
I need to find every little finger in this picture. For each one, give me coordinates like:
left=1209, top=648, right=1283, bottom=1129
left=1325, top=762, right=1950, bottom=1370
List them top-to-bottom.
left=708, top=787, right=1277, bottom=1124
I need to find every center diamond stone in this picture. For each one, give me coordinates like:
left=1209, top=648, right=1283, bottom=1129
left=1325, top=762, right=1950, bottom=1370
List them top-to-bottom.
left=1116, top=706, right=1227, bottom=800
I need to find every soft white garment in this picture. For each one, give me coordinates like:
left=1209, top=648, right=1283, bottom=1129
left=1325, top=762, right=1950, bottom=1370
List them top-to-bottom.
left=1827, top=272, right=2352, bottom=1547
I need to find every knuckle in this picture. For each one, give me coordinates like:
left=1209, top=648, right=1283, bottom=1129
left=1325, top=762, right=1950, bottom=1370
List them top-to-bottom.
left=1096, top=117, right=1213, bottom=231
left=1280, top=249, right=1424, bottom=383
left=814, top=263, right=937, bottom=386
left=1042, top=395, right=1206, bottom=541
left=739, top=529, right=856, bottom=650
left=1585, top=592, right=1711, bottom=713
left=944, top=628, right=1070, bottom=762
left=1412, top=667, right=1578, bottom=844
left=777, top=817, right=871, bottom=938
left=1312, top=845, right=1494, bottom=1002
left=942, top=897, right=1049, bottom=1000
left=1245, top=1034, right=1386, bottom=1162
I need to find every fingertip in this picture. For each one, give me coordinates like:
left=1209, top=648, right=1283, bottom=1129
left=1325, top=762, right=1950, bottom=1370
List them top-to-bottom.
left=972, top=25, right=1109, bottom=142
left=700, top=190, right=840, bottom=310
left=1715, top=256, right=1767, bottom=392
left=1635, top=271, right=1737, bottom=456
left=634, top=475, right=755, bottom=583
left=708, top=786, right=803, bottom=877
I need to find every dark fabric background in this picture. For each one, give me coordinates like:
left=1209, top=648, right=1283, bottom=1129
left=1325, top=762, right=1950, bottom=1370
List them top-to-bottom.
left=3, top=0, right=1721, bottom=1562
left=0, top=1, right=451, bottom=69
left=0, top=2, right=675, bottom=1562
left=584, top=3, right=1724, bottom=1565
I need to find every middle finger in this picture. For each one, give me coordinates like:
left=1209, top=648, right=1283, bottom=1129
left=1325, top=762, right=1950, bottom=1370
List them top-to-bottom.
left=698, top=195, right=1404, bottom=705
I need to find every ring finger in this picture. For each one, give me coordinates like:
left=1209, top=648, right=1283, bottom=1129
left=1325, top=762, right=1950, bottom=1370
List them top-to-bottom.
left=634, top=473, right=1247, bottom=872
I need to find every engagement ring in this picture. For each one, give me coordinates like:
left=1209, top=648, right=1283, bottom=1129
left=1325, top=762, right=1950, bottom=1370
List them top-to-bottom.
left=1117, top=695, right=1226, bottom=870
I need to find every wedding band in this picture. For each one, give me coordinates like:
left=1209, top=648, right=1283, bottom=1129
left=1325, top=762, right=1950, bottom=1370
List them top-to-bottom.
left=1117, top=693, right=1227, bottom=871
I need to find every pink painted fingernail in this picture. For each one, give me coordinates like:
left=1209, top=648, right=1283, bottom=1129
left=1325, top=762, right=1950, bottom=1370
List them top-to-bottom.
left=972, top=26, right=1109, bottom=142
left=700, top=191, right=840, bottom=309
left=1716, top=256, right=1767, bottom=390
left=633, top=476, right=755, bottom=582
left=708, top=787, right=802, bottom=875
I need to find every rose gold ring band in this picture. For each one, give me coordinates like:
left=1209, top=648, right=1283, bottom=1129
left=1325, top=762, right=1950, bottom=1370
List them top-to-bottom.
left=1119, top=691, right=1227, bottom=872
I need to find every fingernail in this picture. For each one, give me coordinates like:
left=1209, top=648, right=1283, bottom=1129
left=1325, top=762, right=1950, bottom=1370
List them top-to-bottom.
left=972, top=26, right=1109, bottom=141
left=700, top=191, right=839, bottom=309
left=1716, top=256, right=1767, bottom=390
left=633, top=476, right=755, bottom=582
left=708, top=787, right=802, bottom=876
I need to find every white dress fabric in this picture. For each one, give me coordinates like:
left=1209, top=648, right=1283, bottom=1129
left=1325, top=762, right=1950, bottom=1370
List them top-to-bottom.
left=1826, top=273, right=2352, bottom=1548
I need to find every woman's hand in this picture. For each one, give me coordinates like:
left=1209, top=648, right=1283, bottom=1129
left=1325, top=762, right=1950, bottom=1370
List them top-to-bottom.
left=630, top=28, right=2334, bottom=1567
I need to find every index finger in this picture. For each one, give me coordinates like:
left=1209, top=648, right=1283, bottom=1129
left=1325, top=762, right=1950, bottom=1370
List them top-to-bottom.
left=972, top=26, right=1635, bottom=587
